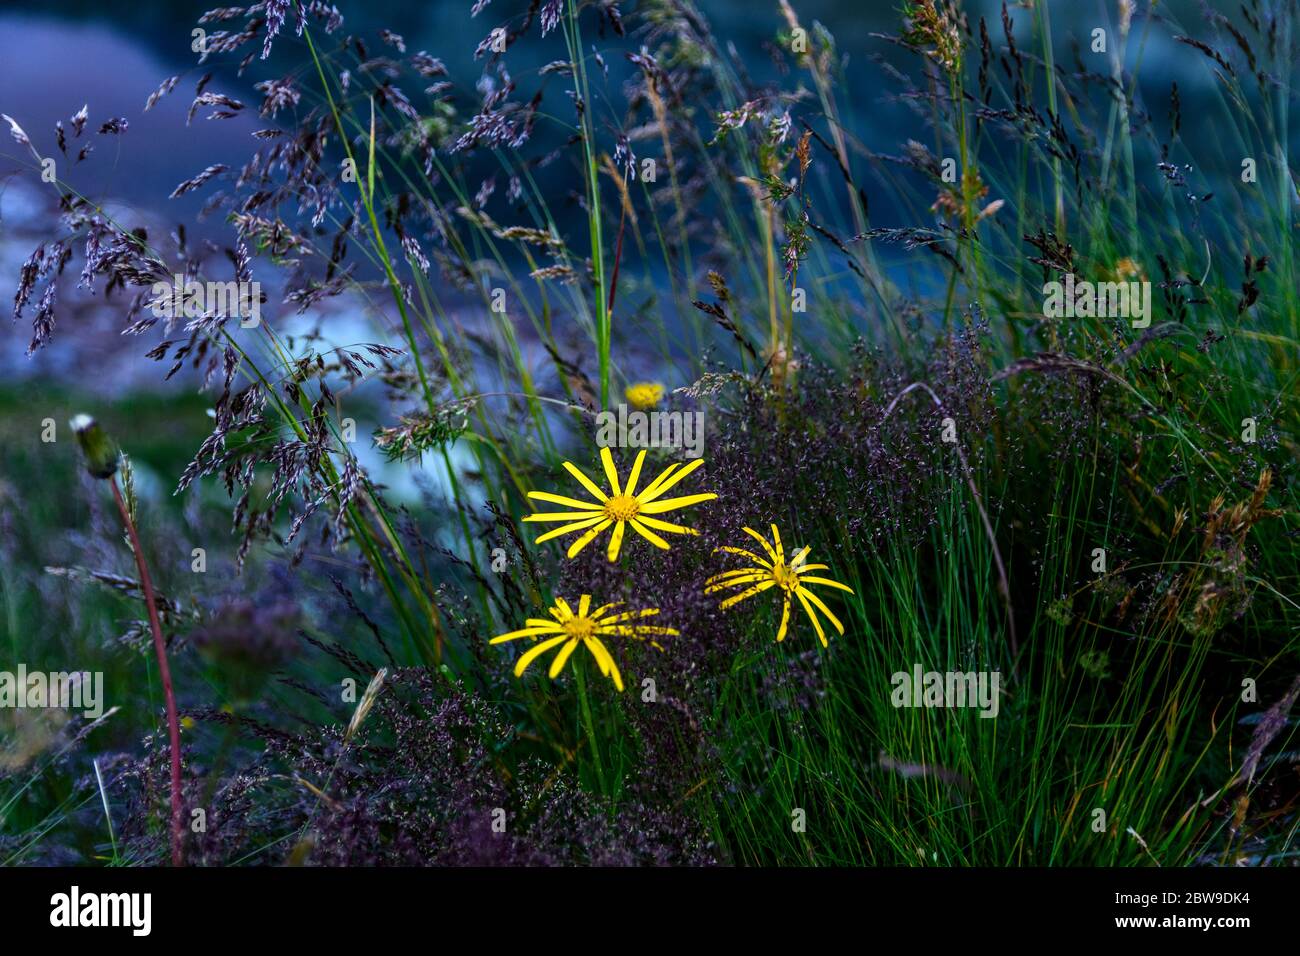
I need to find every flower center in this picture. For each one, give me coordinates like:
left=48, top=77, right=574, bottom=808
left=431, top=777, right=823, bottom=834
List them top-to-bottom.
left=603, top=494, right=641, bottom=522
left=772, top=562, right=800, bottom=591
left=562, top=616, right=596, bottom=640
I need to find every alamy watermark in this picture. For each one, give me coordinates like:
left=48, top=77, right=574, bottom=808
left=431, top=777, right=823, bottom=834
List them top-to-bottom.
left=150, top=273, right=261, bottom=327
left=1043, top=273, right=1150, bottom=328
left=595, top=403, right=704, bottom=458
left=0, top=664, right=104, bottom=718
left=890, top=664, right=1000, bottom=719
left=50, top=886, right=151, bottom=936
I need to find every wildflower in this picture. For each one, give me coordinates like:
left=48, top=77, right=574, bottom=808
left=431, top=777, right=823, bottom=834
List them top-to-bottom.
left=625, top=381, right=665, bottom=409
left=71, top=412, right=180, bottom=865
left=69, top=415, right=119, bottom=479
left=524, top=447, right=717, bottom=561
left=706, top=524, right=854, bottom=647
left=489, top=594, right=677, bottom=691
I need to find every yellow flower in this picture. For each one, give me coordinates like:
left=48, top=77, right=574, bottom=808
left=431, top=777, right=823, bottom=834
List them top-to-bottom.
left=1113, top=257, right=1146, bottom=282
left=625, top=381, right=665, bottom=409
left=524, top=446, right=717, bottom=562
left=705, top=524, right=854, bottom=647
left=489, top=594, right=677, bottom=692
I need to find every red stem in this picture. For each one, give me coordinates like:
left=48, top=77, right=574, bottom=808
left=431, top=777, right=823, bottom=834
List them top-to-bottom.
left=606, top=196, right=627, bottom=317
left=111, top=478, right=183, bottom=867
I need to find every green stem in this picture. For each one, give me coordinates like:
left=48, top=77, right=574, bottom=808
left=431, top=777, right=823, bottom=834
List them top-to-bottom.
left=565, top=0, right=610, bottom=407
left=573, top=662, right=607, bottom=797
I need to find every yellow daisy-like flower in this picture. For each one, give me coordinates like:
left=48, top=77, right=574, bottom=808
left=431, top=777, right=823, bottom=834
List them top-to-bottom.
left=625, top=381, right=665, bottom=409
left=523, top=447, right=717, bottom=562
left=705, top=524, right=854, bottom=647
left=489, top=594, right=677, bottom=692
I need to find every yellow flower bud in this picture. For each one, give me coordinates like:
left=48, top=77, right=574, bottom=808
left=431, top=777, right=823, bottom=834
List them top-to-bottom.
left=624, top=381, right=664, bottom=410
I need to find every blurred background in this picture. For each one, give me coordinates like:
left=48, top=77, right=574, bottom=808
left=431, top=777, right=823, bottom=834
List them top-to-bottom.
left=0, top=0, right=1255, bottom=391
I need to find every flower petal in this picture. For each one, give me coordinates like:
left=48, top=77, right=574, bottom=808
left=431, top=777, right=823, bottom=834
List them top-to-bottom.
left=599, top=446, right=622, bottom=496
left=623, top=449, right=648, bottom=497
left=637, top=457, right=705, bottom=502
left=563, top=460, right=610, bottom=502
left=635, top=462, right=681, bottom=500
left=527, top=490, right=603, bottom=510
left=639, top=493, right=717, bottom=514
left=523, top=510, right=606, bottom=522
left=634, top=514, right=696, bottom=536
left=534, top=515, right=605, bottom=544
left=629, top=518, right=671, bottom=550
left=567, top=519, right=612, bottom=558
left=606, top=520, right=626, bottom=562
left=770, top=524, right=785, bottom=563
left=742, top=526, right=780, bottom=565
left=714, top=546, right=772, bottom=570
left=704, top=567, right=768, bottom=585
left=704, top=573, right=770, bottom=594
left=799, top=576, right=855, bottom=594
left=719, top=579, right=775, bottom=609
left=798, top=586, right=845, bottom=634
left=794, top=589, right=829, bottom=647
left=577, top=594, right=591, bottom=617
left=775, top=595, right=792, bottom=643
left=587, top=601, right=624, bottom=622
left=599, top=607, right=661, bottom=624
left=597, top=624, right=678, bottom=638
left=490, top=625, right=564, bottom=644
left=514, top=634, right=571, bottom=676
left=583, top=636, right=624, bottom=691
left=547, top=638, right=580, bottom=678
